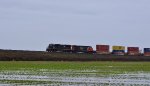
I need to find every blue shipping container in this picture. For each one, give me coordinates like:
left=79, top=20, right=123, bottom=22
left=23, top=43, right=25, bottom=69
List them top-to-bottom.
left=144, top=48, right=150, bottom=52
left=112, top=50, right=125, bottom=53
left=112, top=50, right=125, bottom=55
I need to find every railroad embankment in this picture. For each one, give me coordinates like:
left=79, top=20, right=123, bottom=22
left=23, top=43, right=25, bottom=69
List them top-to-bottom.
left=0, top=49, right=150, bottom=61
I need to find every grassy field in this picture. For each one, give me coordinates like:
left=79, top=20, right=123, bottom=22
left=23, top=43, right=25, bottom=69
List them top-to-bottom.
left=0, top=61, right=150, bottom=85
left=0, top=61, right=150, bottom=73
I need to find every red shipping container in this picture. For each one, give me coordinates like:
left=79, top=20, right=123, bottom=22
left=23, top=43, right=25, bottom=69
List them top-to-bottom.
left=96, top=45, right=109, bottom=54
left=127, top=47, right=139, bottom=55
left=128, top=47, right=139, bottom=51
left=144, top=52, right=150, bottom=56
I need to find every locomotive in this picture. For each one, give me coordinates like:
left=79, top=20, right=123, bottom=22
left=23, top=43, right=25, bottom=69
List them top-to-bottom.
left=46, top=44, right=93, bottom=53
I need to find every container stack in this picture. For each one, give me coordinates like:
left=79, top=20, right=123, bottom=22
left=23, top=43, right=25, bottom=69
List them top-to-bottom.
left=96, top=45, right=110, bottom=54
left=112, top=46, right=125, bottom=55
left=127, top=47, right=139, bottom=55
left=144, top=48, right=150, bottom=56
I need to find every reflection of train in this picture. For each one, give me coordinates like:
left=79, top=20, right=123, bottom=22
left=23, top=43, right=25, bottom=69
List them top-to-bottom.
left=46, top=44, right=150, bottom=56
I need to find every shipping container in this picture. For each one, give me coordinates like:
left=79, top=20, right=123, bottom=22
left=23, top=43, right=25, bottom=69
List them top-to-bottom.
left=96, top=45, right=110, bottom=54
left=112, top=46, right=125, bottom=51
left=127, top=47, right=139, bottom=55
left=144, top=48, right=150, bottom=52
left=144, top=48, right=150, bottom=56
left=112, top=50, right=125, bottom=55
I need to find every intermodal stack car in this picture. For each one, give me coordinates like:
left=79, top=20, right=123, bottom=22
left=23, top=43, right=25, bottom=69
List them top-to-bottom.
left=112, top=46, right=125, bottom=55
left=127, top=47, right=139, bottom=55
left=144, top=48, right=150, bottom=56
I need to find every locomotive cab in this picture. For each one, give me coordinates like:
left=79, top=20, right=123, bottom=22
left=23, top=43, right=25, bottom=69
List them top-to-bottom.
left=46, top=44, right=61, bottom=52
left=87, top=47, right=94, bottom=53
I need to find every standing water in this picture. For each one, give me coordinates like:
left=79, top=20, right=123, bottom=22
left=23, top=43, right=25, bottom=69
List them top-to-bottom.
left=0, top=70, right=149, bottom=86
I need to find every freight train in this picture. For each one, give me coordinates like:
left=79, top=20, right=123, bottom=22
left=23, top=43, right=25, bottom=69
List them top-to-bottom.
left=46, top=44, right=150, bottom=56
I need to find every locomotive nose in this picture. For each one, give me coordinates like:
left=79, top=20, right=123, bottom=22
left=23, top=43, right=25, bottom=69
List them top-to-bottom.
left=87, top=47, right=93, bottom=52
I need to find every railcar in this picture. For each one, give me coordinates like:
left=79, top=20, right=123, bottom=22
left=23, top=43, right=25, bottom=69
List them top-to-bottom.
left=46, top=44, right=93, bottom=53
left=46, top=44, right=72, bottom=52
left=72, top=45, right=93, bottom=53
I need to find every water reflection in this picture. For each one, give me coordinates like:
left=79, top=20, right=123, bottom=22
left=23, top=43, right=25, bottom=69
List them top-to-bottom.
left=0, top=70, right=150, bottom=86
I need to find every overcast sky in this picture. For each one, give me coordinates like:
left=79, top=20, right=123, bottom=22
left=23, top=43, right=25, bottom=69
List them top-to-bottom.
left=0, top=0, right=150, bottom=51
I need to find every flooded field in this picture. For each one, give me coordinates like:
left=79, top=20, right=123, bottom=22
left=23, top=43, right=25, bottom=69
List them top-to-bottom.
left=0, top=61, right=150, bottom=85
left=0, top=70, right=150, bottom=85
